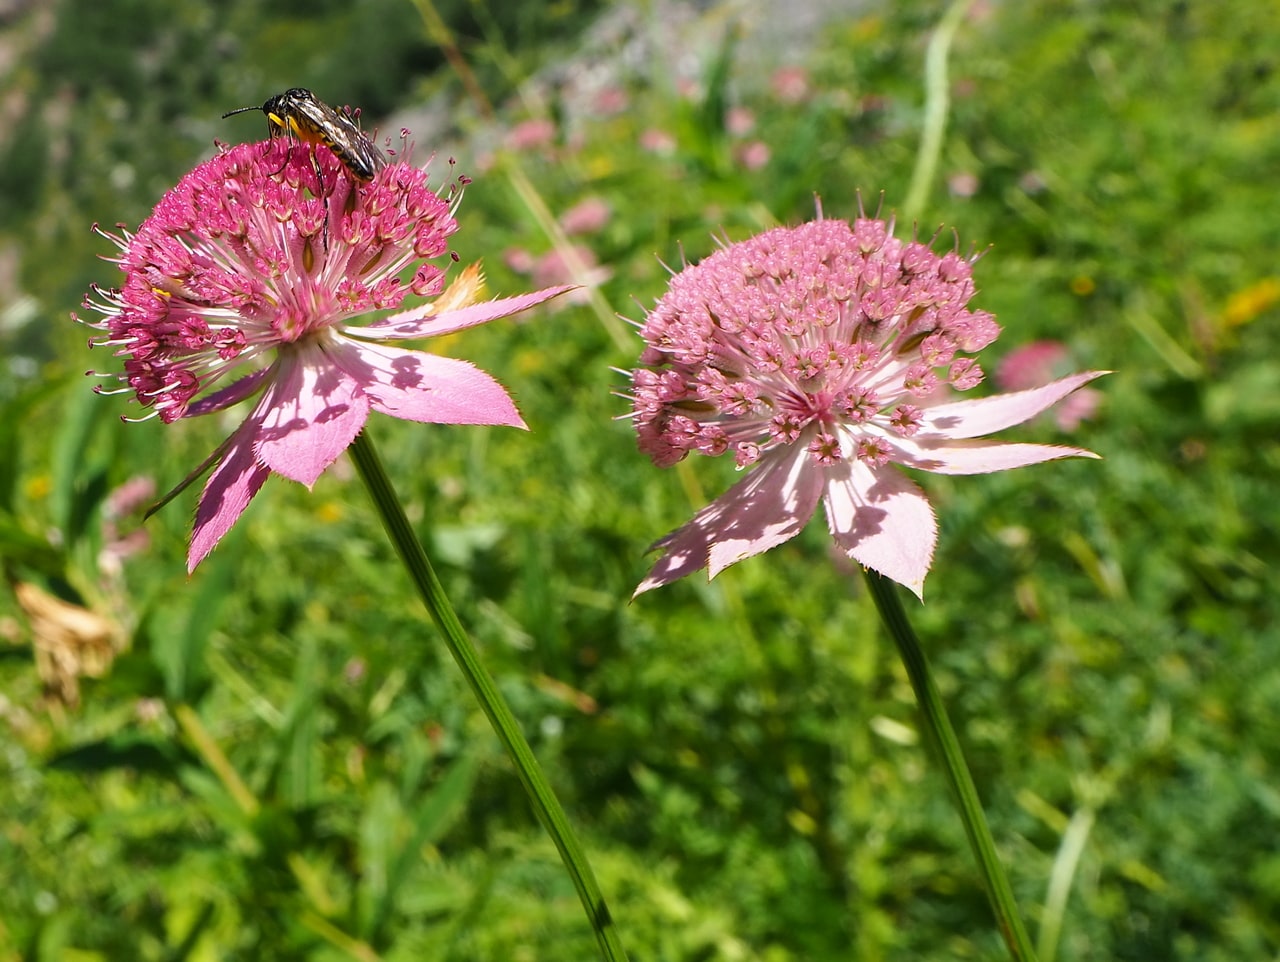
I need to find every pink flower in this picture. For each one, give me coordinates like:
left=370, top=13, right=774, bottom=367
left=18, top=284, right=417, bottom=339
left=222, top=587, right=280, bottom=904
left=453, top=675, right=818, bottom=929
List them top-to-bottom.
left=770, top=66, right=810, bottom=104
left=592, top=87, right=629, bottom=116
left=725, top=107, right=756, bottom=137
left=506, top=118, right=557, bottom=151
left=640, top=129, right=677, bottom=156
left=81, top=139, right=568, bottom=571
left=736, top=141, right=771, bottom=171
left=947, top=171, right=980, bottom=198
left=559, top=196, right=612, bottom=236
left=628, top=215, right=1105, bottom=599
left=505, top=245, right=611, bottom=311
left=532, top=246, right=611, bottom=294
left=996, top=341, right=1072, bottom=391
left=99, top=475, right=157, bottom=571
left=102, top=475, right=157, bottom=520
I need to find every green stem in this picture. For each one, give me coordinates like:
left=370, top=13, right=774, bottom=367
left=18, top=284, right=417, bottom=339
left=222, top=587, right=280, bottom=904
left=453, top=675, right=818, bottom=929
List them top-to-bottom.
left=903, top=0, right=974, bottom=222
left=348, top=430, right=628, bottom=962
left=863, top=570, right=1038, bottom=962
left=1038, top=804, right=1095, bottom=962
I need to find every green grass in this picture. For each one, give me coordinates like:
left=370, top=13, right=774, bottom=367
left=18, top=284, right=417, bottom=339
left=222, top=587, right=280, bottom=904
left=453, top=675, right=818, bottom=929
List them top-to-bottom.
left=2, top=0, right=1280, bottom=959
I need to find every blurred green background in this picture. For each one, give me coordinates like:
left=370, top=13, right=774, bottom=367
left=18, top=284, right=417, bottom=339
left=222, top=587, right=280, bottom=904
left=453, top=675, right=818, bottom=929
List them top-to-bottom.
left=2, top=0, right=1279, bottom=959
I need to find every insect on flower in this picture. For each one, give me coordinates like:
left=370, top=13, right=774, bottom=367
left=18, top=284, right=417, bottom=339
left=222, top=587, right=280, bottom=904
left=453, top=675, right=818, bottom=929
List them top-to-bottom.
left=222, top=87, right=388, bottom=182
left=79, top=135, right=573, bottom=572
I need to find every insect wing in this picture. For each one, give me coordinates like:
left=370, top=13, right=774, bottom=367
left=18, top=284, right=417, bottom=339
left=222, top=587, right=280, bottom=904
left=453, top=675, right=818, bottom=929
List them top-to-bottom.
left=226, top=88, right=388, bottom=182
left=279, top=91, right=387, bottom=181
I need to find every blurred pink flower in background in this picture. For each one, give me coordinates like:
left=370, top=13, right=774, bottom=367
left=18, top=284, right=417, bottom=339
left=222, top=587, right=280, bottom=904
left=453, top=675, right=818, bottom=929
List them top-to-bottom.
left=770, top=66, right=810, bottom=104
left=592, top=87, right=629, bottom=116
left=726, top=106, right=756, bottom=136
left=507, top=118, right=558, bottom=151
left=640, top=128, right=677, bottom=156
left=81, top=140, right=568, bottom=570
left=736, top=141, right=771, bottom=171
left=947, top=171, right=980, bottom=198
left=1018, top=171, right=1048, bottom=194
left=560, top=196, right=612, bottom=236
left=628, top=215, right=1105, bottom=598
left=507, top=244, right=609, bottom=309
left=534, top=247, right=610, bottom=294
left=504, top=248, right=538, bottom=275
left=996, top=341, right=1101, bottom=431
left=102, top=474, right=156, bottom=520
left=99, top=475, right=156, bottom=571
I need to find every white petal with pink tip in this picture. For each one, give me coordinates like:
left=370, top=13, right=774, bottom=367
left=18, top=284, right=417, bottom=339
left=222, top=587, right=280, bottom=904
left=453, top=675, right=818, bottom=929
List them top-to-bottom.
left=893, top=438, right=1100, bottom=475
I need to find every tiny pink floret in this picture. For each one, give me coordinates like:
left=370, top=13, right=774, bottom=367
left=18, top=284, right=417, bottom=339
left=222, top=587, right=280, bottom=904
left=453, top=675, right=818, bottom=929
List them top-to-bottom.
left=80, top=139, right=570, bottom=570
left=629, top=216, right=1106, bottom=599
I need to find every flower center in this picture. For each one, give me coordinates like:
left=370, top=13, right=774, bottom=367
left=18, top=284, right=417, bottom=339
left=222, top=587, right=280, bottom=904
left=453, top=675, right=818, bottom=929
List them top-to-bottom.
left=631, top=217, right=1001, bottom=468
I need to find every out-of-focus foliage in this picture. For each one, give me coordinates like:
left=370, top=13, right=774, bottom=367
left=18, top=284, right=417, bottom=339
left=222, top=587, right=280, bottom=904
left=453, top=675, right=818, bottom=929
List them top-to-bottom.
left=2, top=0, right=1278, bottom=959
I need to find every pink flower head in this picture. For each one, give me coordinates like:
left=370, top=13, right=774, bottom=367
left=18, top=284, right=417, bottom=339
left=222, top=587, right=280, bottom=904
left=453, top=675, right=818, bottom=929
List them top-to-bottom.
left=770, top=66, right=810, bottom=104
left=592, top=87, right=629, bottom=116
left=725, top=107, right=756, bottom=137
left=507, top=118, right=557, bottom=152
left=640, top=129, right=678, bottom=156
left=80, top=138, right=569, bottom=571
left=736, top=141, right=771, bottom=172
left=947, top=171, right=980, bottom=198
left=559, top=196, right=612, bottom=236
left=628, top=215, right=1106, bottom=599
left=532, top=246, right=612, bottom=298
left=100, top=475, right=157, bottom=570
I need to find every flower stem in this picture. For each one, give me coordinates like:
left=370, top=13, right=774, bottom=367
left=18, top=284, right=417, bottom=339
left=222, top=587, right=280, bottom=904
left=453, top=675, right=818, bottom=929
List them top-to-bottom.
left=903, top=0, right=974, bottom=222
left=347, top=430, right=629, bottom=962
left=863, top=570, right=1038, bottom=962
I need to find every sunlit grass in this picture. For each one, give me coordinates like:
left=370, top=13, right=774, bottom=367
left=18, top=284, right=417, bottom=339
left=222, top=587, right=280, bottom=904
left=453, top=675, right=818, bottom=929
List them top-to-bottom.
left=2, top=0, right=1279, bottom=959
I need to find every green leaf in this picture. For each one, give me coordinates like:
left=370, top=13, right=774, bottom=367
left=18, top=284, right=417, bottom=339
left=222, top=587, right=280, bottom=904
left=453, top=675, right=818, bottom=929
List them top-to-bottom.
left=277, top=635, right=322, bottom=809
left=360, top=750, right=481, bottom=943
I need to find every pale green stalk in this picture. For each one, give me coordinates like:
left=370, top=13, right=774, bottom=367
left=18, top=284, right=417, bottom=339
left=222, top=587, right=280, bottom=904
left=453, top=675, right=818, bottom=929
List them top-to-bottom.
left=903, top=0, right=975, bottom=221
left=1038, top=804, right=1096, bottom=962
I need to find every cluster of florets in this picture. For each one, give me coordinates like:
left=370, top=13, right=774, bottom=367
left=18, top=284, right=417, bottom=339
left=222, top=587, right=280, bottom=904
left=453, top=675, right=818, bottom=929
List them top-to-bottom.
left=83, top=139, right=462, bottom=423
left=630, top=217, right=1000, bottom=469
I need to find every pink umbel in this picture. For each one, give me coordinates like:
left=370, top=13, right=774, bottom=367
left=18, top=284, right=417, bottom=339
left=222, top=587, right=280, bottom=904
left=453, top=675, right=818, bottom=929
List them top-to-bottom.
left=81, top=138, right=569, bottom=571
left=628, top=214, right=1105, bottom=599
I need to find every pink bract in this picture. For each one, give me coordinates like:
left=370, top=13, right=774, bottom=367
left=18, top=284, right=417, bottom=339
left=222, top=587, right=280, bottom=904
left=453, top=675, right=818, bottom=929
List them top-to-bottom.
left=81, top=139, right=569, bottom=571
left=628, top=215, right=1106, bottom=599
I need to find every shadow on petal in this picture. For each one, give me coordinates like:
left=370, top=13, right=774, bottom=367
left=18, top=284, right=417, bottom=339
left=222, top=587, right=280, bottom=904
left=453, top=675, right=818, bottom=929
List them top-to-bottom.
left=189, top=424, right=271, bottom=571
left=637, top=446, right=824, bottom=595
left=823, top=460, right=937, bottom=599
